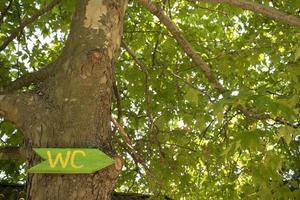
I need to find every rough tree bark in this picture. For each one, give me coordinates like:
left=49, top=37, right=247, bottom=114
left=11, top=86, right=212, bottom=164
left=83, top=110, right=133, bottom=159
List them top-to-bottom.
left=1, top=0, right=128, bottom=199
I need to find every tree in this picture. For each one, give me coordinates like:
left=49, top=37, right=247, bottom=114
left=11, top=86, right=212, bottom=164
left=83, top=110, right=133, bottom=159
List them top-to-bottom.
left=0, top=0, right=300, bottom=199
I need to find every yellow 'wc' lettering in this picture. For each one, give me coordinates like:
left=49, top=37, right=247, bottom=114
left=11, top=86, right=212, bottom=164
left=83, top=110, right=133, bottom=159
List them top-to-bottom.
left=70, top=150, right=86, bottom=168
left=47, top=151, right=71, bottom=168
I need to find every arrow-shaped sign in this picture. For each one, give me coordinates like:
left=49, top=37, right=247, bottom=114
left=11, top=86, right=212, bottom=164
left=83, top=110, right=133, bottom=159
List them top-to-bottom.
left=28, top=148, right=114, bottom=174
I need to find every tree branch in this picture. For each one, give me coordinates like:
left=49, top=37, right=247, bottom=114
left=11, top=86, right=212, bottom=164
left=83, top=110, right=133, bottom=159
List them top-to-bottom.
left=0, top=0, right=61, bottom=52
left=0, top=0, right=13, bottom=26
left=138, top=0, right=226, bottom=93
left=138, top=0, right=300, bottom=129
left=204, top=0, right=300, bottom=27
left=121, top=41, right=154, bottom=126
left=121, top=41, right=149, bottom=74
left=0, top=64, right=55, bottom=94
left=170, top=72, right=214, bottom=101
left=112, top=77, right=122, bottom=122
left=0, top=93, right=39, bottom=127
left=237, top=105, right=300, bottom=128
left=111, top=117, right=146, bottom=166
left=111, top=117, right=133, bottom=146
left=0, top=147, right=24, bottom=160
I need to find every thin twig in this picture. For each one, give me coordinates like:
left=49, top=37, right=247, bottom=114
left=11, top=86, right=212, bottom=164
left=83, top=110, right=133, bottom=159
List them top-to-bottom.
left=0, top=0, right=61, bottom=51
left=0, top=0, right=13, bottom=26
left=121, top=41, right=154, bottom=127
left=121, top=41, right=148, bottom=74
left=112, top=65, right=122, bottom=121
left=170, top=72, right=214, bottom=101
left=237, top=104, right=300, bottom=128
left=111, top=117, right=147, bottom=167
left=111, top=117, right=133, bottom=146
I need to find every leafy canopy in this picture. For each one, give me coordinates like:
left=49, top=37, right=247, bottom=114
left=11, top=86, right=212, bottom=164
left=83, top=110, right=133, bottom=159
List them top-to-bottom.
left=0, top=0, right=300, bottom=199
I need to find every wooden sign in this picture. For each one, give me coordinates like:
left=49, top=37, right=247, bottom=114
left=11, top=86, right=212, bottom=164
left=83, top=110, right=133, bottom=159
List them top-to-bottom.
left=28, top=148, right=114, bottom=174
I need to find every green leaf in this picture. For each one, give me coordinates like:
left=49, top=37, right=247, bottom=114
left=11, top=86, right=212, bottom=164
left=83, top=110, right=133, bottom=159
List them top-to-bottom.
left=184, top=86, right=198, bottom=105
left=278, top=126, right=293, bottom=145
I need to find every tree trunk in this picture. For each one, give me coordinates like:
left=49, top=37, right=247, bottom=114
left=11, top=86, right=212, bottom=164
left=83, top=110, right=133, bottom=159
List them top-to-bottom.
left=21, top=1, right=128, bottom=199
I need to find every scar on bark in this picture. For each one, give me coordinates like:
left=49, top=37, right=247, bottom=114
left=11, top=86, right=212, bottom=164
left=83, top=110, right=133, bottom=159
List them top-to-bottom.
left=80, top=48, right=104, bottom=79
left=114, top=156, right=122, bottom=171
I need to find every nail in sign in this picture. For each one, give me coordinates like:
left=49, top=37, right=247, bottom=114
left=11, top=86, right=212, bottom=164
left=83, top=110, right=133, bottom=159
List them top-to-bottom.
left=28, top=148, right=114, bottom=174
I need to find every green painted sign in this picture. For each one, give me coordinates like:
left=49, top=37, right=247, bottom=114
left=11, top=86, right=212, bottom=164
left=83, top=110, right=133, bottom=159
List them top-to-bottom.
left=28, top=148, right=114, bottom=174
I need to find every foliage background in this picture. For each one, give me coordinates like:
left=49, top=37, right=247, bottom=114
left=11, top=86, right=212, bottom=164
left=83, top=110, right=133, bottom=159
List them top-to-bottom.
left=0, top=0, right=300, bottom=199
